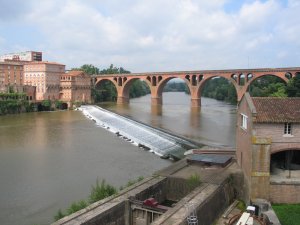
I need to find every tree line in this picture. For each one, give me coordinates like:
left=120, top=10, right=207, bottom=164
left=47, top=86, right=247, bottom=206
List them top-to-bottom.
left=202, top=74, right=300, bottom=103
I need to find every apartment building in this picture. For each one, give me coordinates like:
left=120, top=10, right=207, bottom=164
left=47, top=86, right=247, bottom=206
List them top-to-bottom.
left=0, top=61, right=25, bottom=86
left=23, top=61, right=65, bottom=101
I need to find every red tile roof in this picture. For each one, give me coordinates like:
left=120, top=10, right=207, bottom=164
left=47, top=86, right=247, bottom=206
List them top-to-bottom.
left=65, top=70, right=85, bottom=76
left=252, top=97, right=300, bottom=123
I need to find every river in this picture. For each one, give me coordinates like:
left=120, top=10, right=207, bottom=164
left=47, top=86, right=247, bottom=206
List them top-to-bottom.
left=0, top=92, right=236, bottom=225
left=102, top=92, right=236, bottom=147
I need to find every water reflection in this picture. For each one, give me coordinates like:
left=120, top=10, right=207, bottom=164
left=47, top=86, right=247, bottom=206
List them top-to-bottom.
left=102, top=92, right=236, bottom=147
left=189, top=107, right=201, bottom=128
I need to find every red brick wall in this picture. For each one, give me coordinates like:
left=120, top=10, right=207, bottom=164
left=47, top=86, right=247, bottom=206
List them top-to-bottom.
left=236, top=95, right=253, bottom=180
left=254, top=123, right=300, bottom=153
left=270, top=183, right=300, bottom=203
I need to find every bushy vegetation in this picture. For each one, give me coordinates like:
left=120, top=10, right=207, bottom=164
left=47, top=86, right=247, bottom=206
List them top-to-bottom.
left=202, top=74, right=300, bottom=103
left=202, top=77, right=237, bottom=103
left=163, top=81, right=189, bottom=93
left=0, top=92, right=34, bottom=115
left=187, top=173, right=201, bottom=190
left=119, top=176, right=144, bottom=191
left=54, top=177, right=144, bottom=222
left=89, top=179, right=117, bottom=204
left=272, top=203, right=300, bottom=225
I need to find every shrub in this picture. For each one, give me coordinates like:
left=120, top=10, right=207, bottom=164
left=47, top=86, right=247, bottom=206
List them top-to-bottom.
left=187, top=173, right=201, bottom=189
left=89, top=179, right=117, bottom=204
left=67, top=200, right=88, bottom=215
left=54, top=209, right=65, bottom=221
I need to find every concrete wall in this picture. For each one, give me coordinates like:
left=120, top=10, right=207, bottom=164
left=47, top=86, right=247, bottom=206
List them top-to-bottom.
left=52, top=177, right=167, bottom=225
left=152, top=177, right=236, bottom=225
left=165, top=177, right=197, bottom=201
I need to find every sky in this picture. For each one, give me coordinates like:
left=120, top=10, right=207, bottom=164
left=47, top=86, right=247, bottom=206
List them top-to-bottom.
left=0, top=0, right=299, bottom=72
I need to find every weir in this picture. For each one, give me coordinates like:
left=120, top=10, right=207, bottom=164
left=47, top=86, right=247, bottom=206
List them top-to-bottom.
left=79, top=105, right=200, bottom=159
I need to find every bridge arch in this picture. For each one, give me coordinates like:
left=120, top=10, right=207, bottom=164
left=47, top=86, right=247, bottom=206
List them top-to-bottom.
left=244, top=73, right=288, bottom=96
left=197, top=75, right=239, bottom=103
left=154, top=76, right=190, bottom=103
left=121, top=77, right=151, bottom=102
left=94, top=78, right=118, bottom=102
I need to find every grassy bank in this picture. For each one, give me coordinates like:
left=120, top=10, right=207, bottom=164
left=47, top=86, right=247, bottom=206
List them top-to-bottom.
left=272, top=203, right=300, bottom=225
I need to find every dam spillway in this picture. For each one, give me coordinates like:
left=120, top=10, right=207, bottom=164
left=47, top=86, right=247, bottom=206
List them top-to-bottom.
left=79, top=105, right=200, bottom=159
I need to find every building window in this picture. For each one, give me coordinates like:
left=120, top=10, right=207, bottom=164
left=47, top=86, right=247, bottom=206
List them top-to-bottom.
left=241, top=114, right=247, bottom=130
left=284, top=122, right=292, bottom=135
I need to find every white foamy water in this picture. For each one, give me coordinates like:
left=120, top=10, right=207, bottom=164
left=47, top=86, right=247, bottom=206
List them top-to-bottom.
left=79, top=105, right=199, bottom=158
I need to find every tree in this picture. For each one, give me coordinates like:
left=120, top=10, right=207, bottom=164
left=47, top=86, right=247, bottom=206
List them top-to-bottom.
left=71, top=64, right=99, bottom=75
left=99, top=64, right=130, bottom=74
left=286, top=74, right=300, bottom=97
left=249, top=76, right=287, bottom=97
left=202, top=77, right=237, bottom=103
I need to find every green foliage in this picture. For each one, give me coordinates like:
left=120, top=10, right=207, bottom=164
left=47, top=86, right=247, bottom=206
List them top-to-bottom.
left=71, top=64, right=99, bottom=75
left=99, top=64, right=130, bottom=74
left=286, top=74, right=300, bottom=97
left=249, top=76, right=287, bottom=97
left=202, top=77, right=237, bottom=103
left=129, top=80, right=150, bottom=98
left=93, top=81, right=117, bottom=102
left=163, top=81, right=189, bottom=93
left=0, top=92, right=26, bottom=100
left=0, top=99, right=32, bottom=115
left=41, top=100, right=51, bottom=107
left=55, top=100, right=63, bottom=109
left=187, top=173, right=201, bottom=189
left=53, top=176, right=145, bottom=222
left=123, top=176, right=144, bottom=190
left=54, top=179, right=117, bottom=222
left=89, top=179, right=117, bottom=204
left=67, top=200, right=88, bottom=215
left=236, top=200, right=246, bottom=211
left=273, top=203, right=300, bottom=225
left=54, top=209, right=65, bottom=221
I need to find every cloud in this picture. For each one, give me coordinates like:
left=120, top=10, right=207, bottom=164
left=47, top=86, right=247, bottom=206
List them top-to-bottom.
left=0, top=0, right=34, bottom=22
left=1, top=0, right=300, bottom=71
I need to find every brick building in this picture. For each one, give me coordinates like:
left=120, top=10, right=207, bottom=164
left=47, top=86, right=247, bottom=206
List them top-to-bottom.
left=0, top=61, right=25, bottom=86
left=23, top=61, right=65, bottom=101
left=60, top=70, right=91, bottom=107
left=236, top=93, right=300, bottom=203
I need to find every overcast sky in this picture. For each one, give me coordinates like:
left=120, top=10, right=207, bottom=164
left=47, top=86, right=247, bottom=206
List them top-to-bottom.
left=0, top=0, right=299, bottom=72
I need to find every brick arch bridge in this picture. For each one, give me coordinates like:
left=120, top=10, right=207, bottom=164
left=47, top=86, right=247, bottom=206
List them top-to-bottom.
left=92, top=67, right=300, bottom=107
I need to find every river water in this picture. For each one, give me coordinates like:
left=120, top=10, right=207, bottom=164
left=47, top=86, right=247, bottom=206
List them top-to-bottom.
left=0, top=92, right=236, bottom=225
left=102, top=92, right=236, bottom=147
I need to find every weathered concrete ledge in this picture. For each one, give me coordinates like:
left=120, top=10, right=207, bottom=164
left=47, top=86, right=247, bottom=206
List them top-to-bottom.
left=52, top=176, right=167, bottom=225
